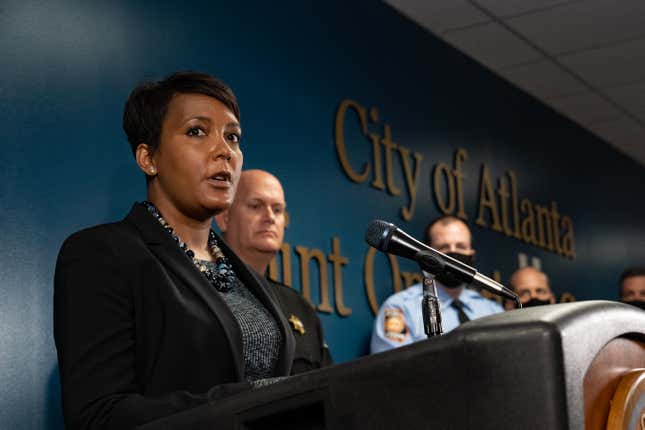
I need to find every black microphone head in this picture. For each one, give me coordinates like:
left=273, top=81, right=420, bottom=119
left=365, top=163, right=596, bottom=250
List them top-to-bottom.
left=365, top=220, right=395, bottom=251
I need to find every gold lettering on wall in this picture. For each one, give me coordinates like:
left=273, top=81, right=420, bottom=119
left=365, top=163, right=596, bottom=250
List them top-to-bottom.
left=335, top=98, right=577, bottom=260
left=334, top=99, right=370, bottom=183
left=334, top=99, right=424, bottom=223
left=368, top=108, right=385, bottom=192
left=381, top=125, right=401, bottom=196
left=398, top=146, right=423, bottom=221
left=432, top=149, right=469, bottom=220
left=453, top=149, right=468, bottom=219
left=433, top=162, right=455, bottom=214
left=476, top=164, right=503, bottom=232
left=507, top=171, right=522, bottom=240
left=497, top=176, right=514, bottom=237
left=521, top=198, right=537, bottom=244
left=551, top=201, right=563, bottom=255
left=535, top=204, right=554, bottom=251
left=560, top=216, right=576, bottom=258
left=269, top=237, right=352, bottom=317
left=328, top=237, right=352, bottom=316
left=268, top=243, right=292, bottom=287
left=295, top=246, right=333, bottom=313
left=364, top=246, right=402, bottom=315
left=401, top=271, right=423, bottom=288
left=560, top=292, right=576, bottom=302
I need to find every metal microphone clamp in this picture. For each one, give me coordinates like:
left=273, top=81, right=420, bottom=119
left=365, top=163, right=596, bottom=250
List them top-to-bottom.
left=422, top=271, right=443, bottom=338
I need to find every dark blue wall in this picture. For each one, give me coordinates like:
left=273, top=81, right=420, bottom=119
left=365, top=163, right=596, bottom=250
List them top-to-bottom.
left=2, top=1, right=644, bottom=428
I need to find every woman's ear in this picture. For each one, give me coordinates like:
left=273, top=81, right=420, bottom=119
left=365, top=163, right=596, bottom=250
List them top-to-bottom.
left=135, top=143, right=157, bottom=176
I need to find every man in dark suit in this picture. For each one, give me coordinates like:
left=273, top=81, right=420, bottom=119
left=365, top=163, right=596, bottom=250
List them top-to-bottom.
left=216, top=169, right=332, bottom=373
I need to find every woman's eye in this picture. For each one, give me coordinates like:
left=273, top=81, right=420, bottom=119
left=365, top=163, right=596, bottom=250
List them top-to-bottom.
left=187, top=127, right=206, bottom=137
left=226, top=132, right=241, bottom=144
left=273, top=207, right=284, bottom=214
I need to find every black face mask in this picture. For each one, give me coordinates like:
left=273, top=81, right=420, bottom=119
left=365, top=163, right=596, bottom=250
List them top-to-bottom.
left=435, top=252, right=474, bottom=289
left=521, top=297, right=552, bottom=308
left=622, top=300, right=645, bottom=311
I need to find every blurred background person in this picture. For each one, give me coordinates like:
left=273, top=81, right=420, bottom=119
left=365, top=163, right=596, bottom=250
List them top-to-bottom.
left=54, top=72, right=297, bottom=429
left=216, top=169, right=332, bottom=373
left=370, top=216, right=503, bottom=353
left=505, top=267, right=556, bottom=310
left=619, top=267, right=645, bottom=310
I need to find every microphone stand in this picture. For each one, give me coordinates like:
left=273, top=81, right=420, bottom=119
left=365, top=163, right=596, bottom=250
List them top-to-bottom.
left=415, top=250, right=446, bottom=338
left=422, top=271, right=443, bottom=338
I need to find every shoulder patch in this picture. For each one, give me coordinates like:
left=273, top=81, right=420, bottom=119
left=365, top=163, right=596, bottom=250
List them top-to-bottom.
left=383, top=308, right=409, bottom=342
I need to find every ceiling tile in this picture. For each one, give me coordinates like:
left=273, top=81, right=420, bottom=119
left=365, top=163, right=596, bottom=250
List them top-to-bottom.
left=384, top=0, right=489, bottom=34
left=471, top=0, right=575, bottom=18
left=504, top=0, right=645, bottom=56
left=442, top=22, right=542, bottom=69
left=560, top=37, right=645, bottom=88
left=497, top=60, right=587, bottom=99
left=603, top=81, right=645, bottom=113
left=547, top=92, right=623, bottom=125
left=634, top=110, right=645, bottom=127
left=635, top=111, right=645, bottom=124
left=587, top=117, right=645, bottom=145
left=587, top=117, right=645, bottom=165
left=610, top=141, right=645, bottom=166
left=615, top=145, right=645, bottom=167
left=630, top=152, right=645, bottom=166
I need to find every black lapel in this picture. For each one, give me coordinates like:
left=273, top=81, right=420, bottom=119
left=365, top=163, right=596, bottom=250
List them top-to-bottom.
left=125, top=203, right=245, bottom=380
left=216, top=235, right=295, bottom=376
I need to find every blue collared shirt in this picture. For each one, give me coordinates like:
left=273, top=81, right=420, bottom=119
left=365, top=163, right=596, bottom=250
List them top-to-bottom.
left=370, top=283, right=504, bottom=354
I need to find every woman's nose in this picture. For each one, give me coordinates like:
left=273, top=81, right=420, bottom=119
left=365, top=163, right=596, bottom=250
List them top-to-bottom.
left=211, top=134, right=233, bottom=161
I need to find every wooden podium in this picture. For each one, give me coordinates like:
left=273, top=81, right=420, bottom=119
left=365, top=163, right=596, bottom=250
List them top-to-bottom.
left=139, top=301, right=645, bottom=430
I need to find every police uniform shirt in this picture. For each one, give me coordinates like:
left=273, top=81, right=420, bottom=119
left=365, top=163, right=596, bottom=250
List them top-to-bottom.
left=370, top=282, right=504, bottom=354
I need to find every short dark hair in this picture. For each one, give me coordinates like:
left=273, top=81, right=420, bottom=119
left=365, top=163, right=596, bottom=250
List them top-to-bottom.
left=122, top=71, right=239, bottom=156
left=423, top=215, right=470, bottom=245
left=619, top=267, right=645, bottom=297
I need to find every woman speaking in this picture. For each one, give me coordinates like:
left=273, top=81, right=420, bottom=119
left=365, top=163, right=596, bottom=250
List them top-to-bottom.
left=53, top=71, right=295, bottom=429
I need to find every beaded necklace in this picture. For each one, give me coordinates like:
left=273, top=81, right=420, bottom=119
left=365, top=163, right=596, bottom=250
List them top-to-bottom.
left=142, top=201, right=237, bottom=292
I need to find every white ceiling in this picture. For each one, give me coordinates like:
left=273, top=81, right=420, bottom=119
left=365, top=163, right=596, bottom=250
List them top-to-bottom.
left=384, top=0, right=645, bottom=166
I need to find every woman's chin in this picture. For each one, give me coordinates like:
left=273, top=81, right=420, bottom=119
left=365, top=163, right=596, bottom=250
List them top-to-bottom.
left=201, top=197, right=232, bottom=215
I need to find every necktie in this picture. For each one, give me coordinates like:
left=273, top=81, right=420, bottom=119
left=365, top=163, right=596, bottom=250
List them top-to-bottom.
left=451, top=299, right=470, bottom=324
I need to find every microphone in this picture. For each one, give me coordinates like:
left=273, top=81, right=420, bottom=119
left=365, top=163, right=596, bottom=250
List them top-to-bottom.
left=365, top=219, right=518, bottom=302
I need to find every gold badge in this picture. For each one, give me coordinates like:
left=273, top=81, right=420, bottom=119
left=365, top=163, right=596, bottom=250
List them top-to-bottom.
left=288, top=314, right=305, bottom=335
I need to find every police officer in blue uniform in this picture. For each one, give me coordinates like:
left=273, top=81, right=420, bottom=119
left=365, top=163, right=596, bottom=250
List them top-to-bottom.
left=371, top=215, right=503, bottom=354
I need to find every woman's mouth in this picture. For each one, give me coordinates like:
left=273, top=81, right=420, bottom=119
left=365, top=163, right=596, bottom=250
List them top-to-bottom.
left=207, top=171, right=232, bottom=187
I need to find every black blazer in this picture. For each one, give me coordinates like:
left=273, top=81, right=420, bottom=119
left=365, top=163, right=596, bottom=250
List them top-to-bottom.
left=53, top=203, right=295, bottom=430
left=268, top=279, right=333, bottom=374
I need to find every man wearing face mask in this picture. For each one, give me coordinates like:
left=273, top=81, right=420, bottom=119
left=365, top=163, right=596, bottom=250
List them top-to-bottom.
left=370, top=216, right=503, bottom=354
left=504, top=266, right=556, bottom=310
left=619, top=267, right=645, bottom=311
